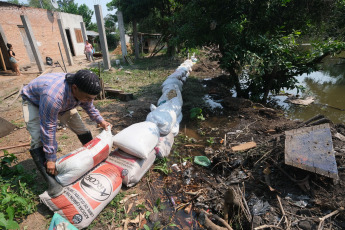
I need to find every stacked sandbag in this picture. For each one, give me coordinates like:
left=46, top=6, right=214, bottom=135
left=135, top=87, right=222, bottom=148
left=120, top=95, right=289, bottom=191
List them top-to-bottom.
left=146, top=97, right=182, bottom=136
left=112, top=121, right=160, bottom=187
left=113, top=121, right=160, bottom=159
left=56, top=129, right=113, bottom=186
left=155, top=132, right=174, bottom=158
left=106, top=149, right=156, bottom=187
left=40, top=162, right=122, bottom=229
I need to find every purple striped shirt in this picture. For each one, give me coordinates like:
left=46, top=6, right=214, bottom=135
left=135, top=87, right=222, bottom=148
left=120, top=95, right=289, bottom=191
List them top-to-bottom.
left=21, top=72, right=104, bottom=161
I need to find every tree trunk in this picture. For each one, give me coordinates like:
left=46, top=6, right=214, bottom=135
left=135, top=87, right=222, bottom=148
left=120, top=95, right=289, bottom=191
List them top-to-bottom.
left=132, top=19, right=139, bottom=59
left=228, top=68, right=246, bottom=98
left=262, top=74, right=274, bottom=103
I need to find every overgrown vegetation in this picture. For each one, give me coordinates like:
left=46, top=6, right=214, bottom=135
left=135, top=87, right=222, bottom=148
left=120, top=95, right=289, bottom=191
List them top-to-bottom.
left=0, top=151, right=39, bottom=229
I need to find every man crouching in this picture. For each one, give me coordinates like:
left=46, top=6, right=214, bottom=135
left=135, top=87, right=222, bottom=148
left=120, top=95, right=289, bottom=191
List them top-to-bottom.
left=21, top=70, right=111, bottom=197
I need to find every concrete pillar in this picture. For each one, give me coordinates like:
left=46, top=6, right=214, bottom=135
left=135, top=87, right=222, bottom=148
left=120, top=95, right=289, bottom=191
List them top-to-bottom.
left=94, top=4, right=111, bottom=70
left=117, top=10, right=127, bottom=62
left=20, top=15, right=45, bottom=72
left=57, top=18, right=73, bottom=66
left=80, top=22, right=87, bottom=44
left=0, top=24, right=11, bottom=69
left=0, top=24, right=8, bottom=46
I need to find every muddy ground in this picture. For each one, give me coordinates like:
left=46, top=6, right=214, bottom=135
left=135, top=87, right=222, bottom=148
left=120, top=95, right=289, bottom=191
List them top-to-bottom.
left=0, top=54, right=344, bottom=230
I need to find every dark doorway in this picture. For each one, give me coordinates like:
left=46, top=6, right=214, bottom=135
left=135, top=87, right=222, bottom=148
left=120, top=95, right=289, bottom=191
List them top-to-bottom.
left=65, top=29, right=75, bottom=56
left=0, top=33, right=11, bottom=71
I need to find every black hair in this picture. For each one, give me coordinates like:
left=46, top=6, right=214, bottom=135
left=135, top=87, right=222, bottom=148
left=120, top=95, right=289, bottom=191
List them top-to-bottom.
left=7, top=43, right=12, bottom=49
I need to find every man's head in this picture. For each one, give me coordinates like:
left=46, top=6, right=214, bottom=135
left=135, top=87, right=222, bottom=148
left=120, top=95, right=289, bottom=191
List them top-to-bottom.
left=66, top=70, right=101, bottom=102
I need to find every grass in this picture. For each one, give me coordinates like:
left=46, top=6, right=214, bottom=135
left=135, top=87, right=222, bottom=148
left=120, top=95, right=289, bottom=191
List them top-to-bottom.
left=97, top=55, right=184, bottom=98
left=10, top=120, right=25, bottom=128
left=0, top=151, right=41, bottom=229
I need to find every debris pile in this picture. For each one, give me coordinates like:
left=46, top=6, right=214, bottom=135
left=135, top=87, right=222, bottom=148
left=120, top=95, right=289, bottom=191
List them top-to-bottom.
left=112, top=43, right=133, bottom=55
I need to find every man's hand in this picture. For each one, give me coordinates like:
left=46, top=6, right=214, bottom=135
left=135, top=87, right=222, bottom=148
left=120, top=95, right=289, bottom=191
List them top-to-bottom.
left=99, top=120, right=112, bottom=130
left=46, top=161, right=57, bottom=175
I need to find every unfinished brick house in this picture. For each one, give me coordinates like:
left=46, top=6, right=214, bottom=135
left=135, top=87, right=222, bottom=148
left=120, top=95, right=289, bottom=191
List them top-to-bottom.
left=0, top=1, right=86, bottom=72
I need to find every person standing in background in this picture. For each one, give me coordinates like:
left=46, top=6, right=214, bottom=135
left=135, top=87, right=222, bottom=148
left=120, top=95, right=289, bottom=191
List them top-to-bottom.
left=84, top=40, right=94, bottom=62
left=7, top=43, right=21, bottom=76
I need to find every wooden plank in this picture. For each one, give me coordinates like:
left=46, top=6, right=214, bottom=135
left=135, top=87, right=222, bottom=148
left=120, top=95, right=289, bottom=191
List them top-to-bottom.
left=0, top=47, right=6, bottom=71
left=0, top=142, right=31, bottom=152
left=231, top=142, right=257, bottom=151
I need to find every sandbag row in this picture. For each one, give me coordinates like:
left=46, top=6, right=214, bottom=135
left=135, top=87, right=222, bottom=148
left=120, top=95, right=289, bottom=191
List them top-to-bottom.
left=39, top=59, right=196, bottom=229
left=111, top=59, right=196, bottom=187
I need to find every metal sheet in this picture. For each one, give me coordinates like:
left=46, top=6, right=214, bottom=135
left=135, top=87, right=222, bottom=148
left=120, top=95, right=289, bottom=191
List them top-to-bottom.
left=0, top=117, right=16, bottom=138
left=285, top=123, right=338, bottom=179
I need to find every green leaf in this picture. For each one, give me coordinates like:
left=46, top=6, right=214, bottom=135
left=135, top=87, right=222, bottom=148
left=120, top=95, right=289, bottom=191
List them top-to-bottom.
left=2, top=196, right=11, bottom=205
left=14, top=197, right=28, bottom=206
left=6, top=206, right=14, bottom=221
left=153, top=206, right=159, bottom=213
left=0, top=213, right=7, bottom=227
left=6, top=220, right=19, bottom=230
left=169, top=223, right=177, bottom=227
left=143, top=224, right=150, bottom=230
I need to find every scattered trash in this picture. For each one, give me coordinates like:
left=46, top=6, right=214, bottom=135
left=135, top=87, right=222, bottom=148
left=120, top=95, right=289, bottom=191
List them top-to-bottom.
left=287, top=96, right=315, bottom=105
left=335, top=132, right=345, bottom=142
left=231, top=141, right=257, bottom=151
left=194, top=156, right=211, bottom=167
left=171, top=163, right=181, bottom=172
left=183, top=168, right=193, bottom=184
left=285, top=193, right=310, bottom=208
left=248, top=194, right=271, bottom=216
left=48, top=213, right=78, bottom=230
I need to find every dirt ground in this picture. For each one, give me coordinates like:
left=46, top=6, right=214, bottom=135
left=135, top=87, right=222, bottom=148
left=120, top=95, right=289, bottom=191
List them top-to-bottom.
left=0, top=54, right=344, bottom=230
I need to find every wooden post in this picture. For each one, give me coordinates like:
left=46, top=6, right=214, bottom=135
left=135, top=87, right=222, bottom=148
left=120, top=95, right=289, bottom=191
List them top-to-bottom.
left=0, top=48, right=6, bottom=71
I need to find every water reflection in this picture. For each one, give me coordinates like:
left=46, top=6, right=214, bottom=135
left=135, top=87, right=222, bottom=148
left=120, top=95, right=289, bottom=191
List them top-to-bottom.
left=272, top=56, right=345, bottom=124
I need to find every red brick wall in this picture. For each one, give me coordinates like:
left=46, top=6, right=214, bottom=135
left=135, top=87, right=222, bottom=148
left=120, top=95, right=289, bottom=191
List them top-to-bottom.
left=0, top=5, right=68, bottom=67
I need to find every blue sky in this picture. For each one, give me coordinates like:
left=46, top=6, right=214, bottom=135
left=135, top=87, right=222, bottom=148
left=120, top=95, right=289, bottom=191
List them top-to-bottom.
left=8, top=0, right=116, bottom=22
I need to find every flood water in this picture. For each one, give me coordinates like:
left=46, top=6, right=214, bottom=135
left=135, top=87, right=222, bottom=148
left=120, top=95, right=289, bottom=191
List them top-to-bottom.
left=272, top=55, right=345, bottom=124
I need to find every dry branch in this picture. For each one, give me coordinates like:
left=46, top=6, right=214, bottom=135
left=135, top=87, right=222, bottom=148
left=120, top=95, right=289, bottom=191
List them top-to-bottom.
left=0, top=142, right=31, bottom=152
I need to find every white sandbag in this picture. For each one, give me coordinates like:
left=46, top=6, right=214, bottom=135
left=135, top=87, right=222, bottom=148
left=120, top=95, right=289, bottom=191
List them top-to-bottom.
left=176, top=66, right=189, bottom=74
left=167, top=69, right=185, bottom=80
left=161, top=78, right=183, bottom=91
left=158, top=85, right=183, bottom=107
left=146, top=97, right=182, bottom=136
left=113, top=121, right=160, bottom=159
left=171, top=122, right=180, bottom=136
left=56, top=129, right=113, bottom=186
left=155, top=133, right=174, bottom=158
left=106, top=149, right=156, bottom=187
left=40, top=163, right=122, bottom=229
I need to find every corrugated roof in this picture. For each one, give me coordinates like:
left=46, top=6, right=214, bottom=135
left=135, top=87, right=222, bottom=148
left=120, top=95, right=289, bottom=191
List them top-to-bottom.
left=0, top=1, right=24, bottom=8
left=86, top=31, right=99, bottom=36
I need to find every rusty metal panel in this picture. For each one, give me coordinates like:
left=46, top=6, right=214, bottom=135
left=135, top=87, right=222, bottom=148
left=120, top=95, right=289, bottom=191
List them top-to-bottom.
left=0, top=117, right=16, bottom=138
left=285, top=123, right=338, bottom=179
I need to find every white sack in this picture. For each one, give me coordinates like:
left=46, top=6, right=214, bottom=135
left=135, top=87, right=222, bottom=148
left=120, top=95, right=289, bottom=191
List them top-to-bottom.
left=167, top=69, right=186, bottom=80
left=161, top=78, right=183, bottom=92
left=158, top=85, right=183, bottom=107
left=146, top=97, right=182, bottom=136
left=113, top=121, right=160, bottom=159
left=171, top=122, right=180, bottom=136
left=56, top=129, right=113, bottom=186
left=155, top=132, right=174, bottom=158
left=106, top=149, right=156, bottom=187
left=40, top=163, right=122, bottom=229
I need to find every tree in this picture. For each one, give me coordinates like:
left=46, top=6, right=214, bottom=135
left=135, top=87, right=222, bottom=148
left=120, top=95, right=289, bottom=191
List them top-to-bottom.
left=7, top=0, right=20, bottom=4
left=28, top=0, right=53, bottom=10
left=57, top=0, right=93, bottom=29
left=107, top=0, right=153, bottom=59
left=169, top=0, right=345, bottom=102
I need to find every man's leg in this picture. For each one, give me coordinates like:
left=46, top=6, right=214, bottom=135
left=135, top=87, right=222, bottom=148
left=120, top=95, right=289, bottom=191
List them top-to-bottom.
left=22, top=100, right=63, bottom=197
left=59, top=108, right=93, bottom=145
